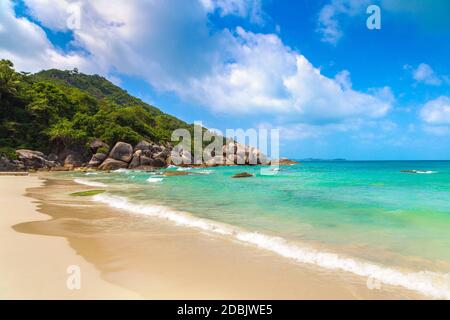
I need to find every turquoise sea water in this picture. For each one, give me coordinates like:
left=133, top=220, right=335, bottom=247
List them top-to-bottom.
left=70, top=161, right=450, bottom=298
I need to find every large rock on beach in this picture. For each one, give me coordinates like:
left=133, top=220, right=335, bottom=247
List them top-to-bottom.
left=89, top=139, right=109, bottom=153
left=134, top=140, right=152, bottom=152
left=109, top=142, right=133, bottom=163
left=16, top=149, right=56, bottom=169
left=88, top=153, right=108, bottom=167
left=98, top=158, right=129, bottom=170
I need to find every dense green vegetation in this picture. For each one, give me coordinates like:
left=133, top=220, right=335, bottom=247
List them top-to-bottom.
left=0, top=59, right=194, bottom=153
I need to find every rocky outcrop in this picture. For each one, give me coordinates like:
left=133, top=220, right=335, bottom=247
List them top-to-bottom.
left=48, top=137, right=91, bottom=167
left=1, top=139, right=275, bottom=172
left=89, top=139, right=109, bottom=154
left=134, top=140, right=152, bottom=152
left=128, top=141, right=169, bottom=169
left=109, top=142, right=133, bottom=163
left=217, top=142, right=269, bottom=166
left=16, top=149, right=57, bottom=169
left=64, top=153, right=84, bottom=168
left=88, top=153, right=108, bottom=167
left=0, top=156, right=24, bottom=171
left=98, top=158, right=128, bottom=171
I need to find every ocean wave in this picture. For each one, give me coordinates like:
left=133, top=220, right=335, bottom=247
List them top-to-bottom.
left=176, top=167, right=193, bottom=171
left=113, top=168, right=132, bottom=173
left=197, top=170, right=213, bottom=175
left=402, top=170, right=437, bottom=174
left=147, top=177, right=164, bottom=183
left=73, top=178, right=108, bottom=188
left=93, top=193, right=450, bottom=299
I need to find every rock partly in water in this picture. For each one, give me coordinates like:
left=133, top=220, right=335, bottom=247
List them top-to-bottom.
left=109, top=142, right=133, bottom=163
left=129, top=154, right=166, bottom=169
left=98, top=158, right=129, bottom=170
left=232, top=172, right=253, bottom=178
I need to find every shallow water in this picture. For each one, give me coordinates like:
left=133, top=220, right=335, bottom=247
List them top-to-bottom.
left=68, top=161, right=450, bottom=298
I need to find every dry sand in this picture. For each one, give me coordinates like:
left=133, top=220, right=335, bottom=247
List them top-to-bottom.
left=0, top=174, right=422, bottom=299
left=0, top=175, right=139, bottom=299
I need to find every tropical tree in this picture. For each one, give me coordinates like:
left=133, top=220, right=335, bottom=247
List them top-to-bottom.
left=0, top=59, right=21, bottom=100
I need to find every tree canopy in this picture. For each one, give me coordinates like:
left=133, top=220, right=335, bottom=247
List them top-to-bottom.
left=0, top=59, right=194, bottom=153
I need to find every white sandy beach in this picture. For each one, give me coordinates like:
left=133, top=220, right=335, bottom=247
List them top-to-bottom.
left=0, top=174, right=422, bottom=299
left=0, top=175, right=139, bottom=299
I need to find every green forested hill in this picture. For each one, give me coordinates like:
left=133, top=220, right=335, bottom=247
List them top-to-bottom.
left=0, top=59, right=193, bottom=155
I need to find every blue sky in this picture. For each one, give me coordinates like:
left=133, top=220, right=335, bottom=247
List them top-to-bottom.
left=1, top=0, right=450, bottom=159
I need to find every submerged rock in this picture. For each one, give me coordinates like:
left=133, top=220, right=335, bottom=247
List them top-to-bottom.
left=232, top=172, right=253, bottom=178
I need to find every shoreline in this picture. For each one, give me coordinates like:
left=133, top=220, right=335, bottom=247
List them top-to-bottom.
left=1, top=174, right=424, bottom=299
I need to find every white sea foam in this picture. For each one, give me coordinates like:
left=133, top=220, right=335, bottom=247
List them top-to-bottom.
left=176, top=167, right=193, bottom=171
left=113, top=168, right=132, bottom=173
left=197, top=170, right=213, bottom=175
left=415, top=170, right=437, bottom=174
left=85, top=172, right=98, bottom=176
left=147, top=177, right=164, bottom=183
left=74, top=178, right=108, bottom=188
left=93, top=194, right=450, bottom=299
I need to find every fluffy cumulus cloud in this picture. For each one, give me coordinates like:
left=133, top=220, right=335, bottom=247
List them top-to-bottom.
left=0, top=0, right=90, bottom=72
left=1, top=0, right=392, bottom=127
left=200, top=0, right=264, bottom=24
left=316, top=0, right=369, bottom=44
left=412, top=63, right=442, bottom=86
left=420, top=96, right=450, bottom=136
left=420, top=96, right=450, bottom=125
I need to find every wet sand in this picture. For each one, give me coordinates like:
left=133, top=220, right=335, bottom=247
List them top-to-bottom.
left=1, top=174, right=422, bottom=299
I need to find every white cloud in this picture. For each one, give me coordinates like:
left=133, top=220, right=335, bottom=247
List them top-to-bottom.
left=0, top=0, right=92, bottom=73
left=2, top=0, right=393, bottom=129
left=21, top=0, right=73, bottom=31
left=200, top=0, right=264, bottom=24
left=317, top=0, right=369, bottom=44
left=412, top=63, right=442, bottom=86
left=420, top=96, right=450, bottom=125
left=420, top=96, right=450, bottom=136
